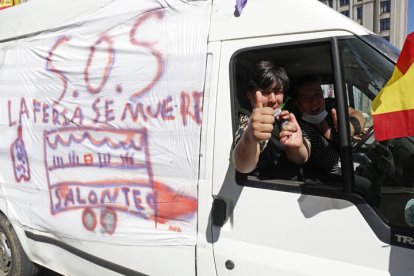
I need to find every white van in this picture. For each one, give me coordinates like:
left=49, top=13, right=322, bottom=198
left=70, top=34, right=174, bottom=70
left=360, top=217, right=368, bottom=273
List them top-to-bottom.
left=0, top=0, right=413, bottom=275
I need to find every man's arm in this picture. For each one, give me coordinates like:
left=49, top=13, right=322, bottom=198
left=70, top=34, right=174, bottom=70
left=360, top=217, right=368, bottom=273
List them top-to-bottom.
left=232, top=125, right=262, bottom=173
left=285, top=137, right=310, bottom=165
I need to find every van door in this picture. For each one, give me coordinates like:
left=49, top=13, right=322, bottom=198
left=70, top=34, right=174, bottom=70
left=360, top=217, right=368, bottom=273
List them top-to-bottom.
left=211, top=32, right=414, bottom=276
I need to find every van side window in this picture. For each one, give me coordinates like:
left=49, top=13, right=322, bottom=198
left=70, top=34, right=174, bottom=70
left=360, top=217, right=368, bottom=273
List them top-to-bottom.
left=233, top=41, right=339, bottom=185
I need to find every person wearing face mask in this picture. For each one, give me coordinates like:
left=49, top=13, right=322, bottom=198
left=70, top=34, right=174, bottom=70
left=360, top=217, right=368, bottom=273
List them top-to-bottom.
left=232, top=61, right=310, bottom=179
left=289, top=75, right=365, bottom=179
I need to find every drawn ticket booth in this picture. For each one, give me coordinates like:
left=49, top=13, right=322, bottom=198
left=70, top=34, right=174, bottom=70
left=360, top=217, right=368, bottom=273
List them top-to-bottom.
left=44, top=127, right=155, bottom=234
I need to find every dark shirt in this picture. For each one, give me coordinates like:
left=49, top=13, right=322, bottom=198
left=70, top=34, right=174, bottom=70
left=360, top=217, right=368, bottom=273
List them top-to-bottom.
left=295, top=98, right=341, bottom=178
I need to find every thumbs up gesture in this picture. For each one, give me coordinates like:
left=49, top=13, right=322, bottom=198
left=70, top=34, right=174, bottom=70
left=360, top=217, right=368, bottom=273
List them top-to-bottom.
left=239, top=90, right=309, bottom=167
left=247, top=91, right=276, bottom=143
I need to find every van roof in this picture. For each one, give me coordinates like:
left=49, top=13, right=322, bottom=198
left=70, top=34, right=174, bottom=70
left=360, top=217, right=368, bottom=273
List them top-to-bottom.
left=0, top=0, right=370, bottom=43
left=0, top=0, right=112, bottom=42
left=209, top=0, right=371, bottom=41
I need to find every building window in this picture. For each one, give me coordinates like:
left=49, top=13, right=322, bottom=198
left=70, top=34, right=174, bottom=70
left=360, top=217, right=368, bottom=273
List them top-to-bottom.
left=328, top=0, right=333, bottom=7
left=340, top=0, right=349, bottom=6
left=380, top=0, right=391, bottom=14
left=357, top=6, right=362, bottom=19
left=341, top=10, right=350, bottom=17
left=380, top=18, right=390, bottom=31
left=383, top=36, right=390, bottom=41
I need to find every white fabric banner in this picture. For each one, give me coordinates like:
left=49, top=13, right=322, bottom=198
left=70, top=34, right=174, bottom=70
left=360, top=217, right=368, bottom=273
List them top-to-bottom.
left=0, top=0, right=211, bottom=246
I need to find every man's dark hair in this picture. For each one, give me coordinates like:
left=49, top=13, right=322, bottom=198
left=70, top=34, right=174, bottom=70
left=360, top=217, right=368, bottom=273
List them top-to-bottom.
left=247, top=61, right=289, bottom=93
left=289, top=75, right=321, bottom=99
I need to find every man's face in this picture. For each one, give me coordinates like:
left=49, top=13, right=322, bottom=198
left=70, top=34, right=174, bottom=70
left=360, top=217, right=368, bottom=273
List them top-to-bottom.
left=296, top=81, right=325, bottom=115
left=252, top=82, right=284, bottom=109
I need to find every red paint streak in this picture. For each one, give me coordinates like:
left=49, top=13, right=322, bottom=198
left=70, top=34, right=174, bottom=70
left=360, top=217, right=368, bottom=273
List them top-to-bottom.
left=129, top=9, right=165, bottom=100
left=84, top=35, right=114, bottom=94
left=46, top=36, right=71, bottom=105
left=116, top=84, right=123, bottom=93
left=180, top=91, right=203, bottom=126
left=180, top=92, right=191, bottom=126
left=8, top=100, right=17, bottom=126
left=17, top=125, right=22, bottom=139
left=45, top=127, right=145, bottom=151
left=84, top=153, right=93, bottom=165
left=51, top=179, right=152, bottom=189
left=152, top=181, right=197, bottom=224
left=59, top=185, right=70, bottom=199
left=100, top=207, right=117, bottom=235
left=82, top=208, right=97, bottom=231
left=168, top=225, right=182, bottom=232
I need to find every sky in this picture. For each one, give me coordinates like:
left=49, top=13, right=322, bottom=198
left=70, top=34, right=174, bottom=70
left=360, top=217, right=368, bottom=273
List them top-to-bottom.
left=408, top=0, right=414, bottom=33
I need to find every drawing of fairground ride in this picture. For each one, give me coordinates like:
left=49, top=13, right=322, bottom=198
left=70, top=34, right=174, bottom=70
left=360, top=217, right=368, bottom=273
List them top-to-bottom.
left=44, top=127, right=156, bottom=235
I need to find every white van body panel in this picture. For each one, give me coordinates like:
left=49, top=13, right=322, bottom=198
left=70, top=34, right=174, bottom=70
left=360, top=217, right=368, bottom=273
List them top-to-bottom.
left=0, top=0, right=112, bottom=42
left=209, top=0, right=371, bottom=42
left=210, top=30, right=414, bottom=276
left=197, top=41, right=222, bottom=276
left=24, top=229, right=196, bottom=276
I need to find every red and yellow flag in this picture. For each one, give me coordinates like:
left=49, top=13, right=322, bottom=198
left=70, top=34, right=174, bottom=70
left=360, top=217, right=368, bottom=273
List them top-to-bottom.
left=372, top=32, right=414, bottom=141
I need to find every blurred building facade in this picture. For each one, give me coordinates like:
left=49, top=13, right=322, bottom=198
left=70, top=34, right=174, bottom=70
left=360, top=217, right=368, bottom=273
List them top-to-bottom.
left=318, top=0, right=407, bottom=49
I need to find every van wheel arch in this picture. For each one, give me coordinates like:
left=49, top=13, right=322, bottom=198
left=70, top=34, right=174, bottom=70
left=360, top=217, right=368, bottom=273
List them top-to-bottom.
left=0, top=213, right=39, bottom=276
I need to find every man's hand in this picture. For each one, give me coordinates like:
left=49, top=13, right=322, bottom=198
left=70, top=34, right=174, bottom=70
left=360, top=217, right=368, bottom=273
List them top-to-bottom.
left=247, top=91, right=276, bottom=143
left=331, top=107, right=365, bottom=140
left=331, top=108, right=338, bottom=130
left=278, top=111, right=309, bottom=165
left=279, top=111, right=303, bottom=148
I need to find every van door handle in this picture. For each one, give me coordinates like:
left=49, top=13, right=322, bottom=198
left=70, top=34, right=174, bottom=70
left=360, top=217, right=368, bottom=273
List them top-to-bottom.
left=212, top=198, right=227, bottom=227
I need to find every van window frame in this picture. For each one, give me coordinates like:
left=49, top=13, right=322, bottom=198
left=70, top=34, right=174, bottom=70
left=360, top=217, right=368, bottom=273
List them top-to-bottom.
left=229, top=35, right=414, bottom=250
left=229, top=37, right=355, bottom=192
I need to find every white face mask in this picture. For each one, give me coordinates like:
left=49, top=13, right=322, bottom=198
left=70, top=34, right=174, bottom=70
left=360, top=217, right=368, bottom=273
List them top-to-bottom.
left=301, top=110, right=328, bottom=124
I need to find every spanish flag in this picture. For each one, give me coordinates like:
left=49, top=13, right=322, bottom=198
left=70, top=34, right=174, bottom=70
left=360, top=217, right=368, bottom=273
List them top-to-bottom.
left=372, top=33, right=414, bottom=141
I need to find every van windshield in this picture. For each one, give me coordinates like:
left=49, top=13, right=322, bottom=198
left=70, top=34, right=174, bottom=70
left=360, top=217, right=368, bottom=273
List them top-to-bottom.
left=360, top=34, right=400, bottom=63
